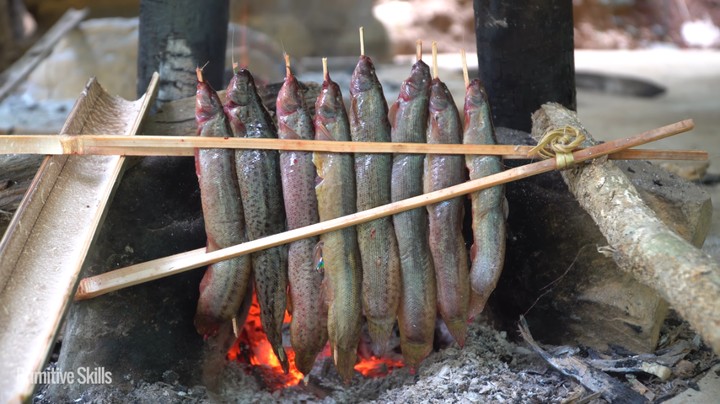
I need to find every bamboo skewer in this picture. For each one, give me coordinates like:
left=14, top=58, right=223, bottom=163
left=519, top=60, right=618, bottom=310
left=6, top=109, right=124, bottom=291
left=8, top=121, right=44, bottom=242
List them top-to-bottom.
left=359, top=27, right=365, bottom=56
left=432, top=41, right=439, bottom=79
left=461, top=49, right=470, bottom=88
left=74, top=118, right=695, bottom=300
left=0, top=132, right=706, bottom=161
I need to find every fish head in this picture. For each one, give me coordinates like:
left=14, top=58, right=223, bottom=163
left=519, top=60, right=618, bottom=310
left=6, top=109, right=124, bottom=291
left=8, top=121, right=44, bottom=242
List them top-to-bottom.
left=350, top=55, right=379, bottom=94
left=398, top=60, right=431, bottom=102
left=225, top=68, right=257, bottom=107
left=277, top=72, right=304, bottom=116
left=315, top=78, right=345, bottom=123
left=429, top=78, right=452, bottom=112
left=463, top=78, right=493, bottom=127
left=464, top=78, right=489, bottom=109
left=195, top=80, right=223, bottom=127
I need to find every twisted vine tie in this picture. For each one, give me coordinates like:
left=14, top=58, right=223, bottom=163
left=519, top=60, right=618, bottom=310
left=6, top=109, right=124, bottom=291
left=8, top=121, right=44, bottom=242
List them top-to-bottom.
left=528, top=125, right=586, bottom=169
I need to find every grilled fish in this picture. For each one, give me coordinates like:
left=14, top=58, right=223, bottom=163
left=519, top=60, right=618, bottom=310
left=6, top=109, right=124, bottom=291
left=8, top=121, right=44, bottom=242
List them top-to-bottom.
left=349, top=55, right=401, bottom=355
left=389, top=59, right=437, bottom=368
left=277, top=60, right=327, bottom=375
left=313, top=66, right=363, bottom=383
left=225, top=68, right=289, bottom=373
left=193, top=71, right=253, bottom=338
left=424, top=77, right=470, bottom=346
left=463, top=79, right=507, bottom=317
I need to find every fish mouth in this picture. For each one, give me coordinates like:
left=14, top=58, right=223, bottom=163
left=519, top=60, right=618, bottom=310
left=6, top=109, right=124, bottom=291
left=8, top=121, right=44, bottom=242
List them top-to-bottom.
left=350, top=55, right=378, bottom=93
left=397, top=61, right=430, bottom=101
left=226, top=69, right=257, bottom=106
left=277, top=77, right=303, bottom=115
left=428, top=79, right=450, bottom=110
left=465, top=79, right=489, bottom=106
left=195, top=81, right=222, bottom=124
left=316, top=81, right=343, bottom=120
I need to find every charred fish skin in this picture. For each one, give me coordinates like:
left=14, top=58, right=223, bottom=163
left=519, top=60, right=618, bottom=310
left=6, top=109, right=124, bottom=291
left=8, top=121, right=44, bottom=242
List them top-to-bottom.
left=349, top=55, right=401, bottom=355
left=389, top=60, right=437, bottom=368
left=277, top=64, right=327, bottom=375
left=225, top=69, right=289, bottom=373
left=313, top=72, right=363, bottom=383
left=193, top=78, right=253, bottom=338
left=424, top=78, right=470, bottom=347
left=463, top=79, right=506, bottom=317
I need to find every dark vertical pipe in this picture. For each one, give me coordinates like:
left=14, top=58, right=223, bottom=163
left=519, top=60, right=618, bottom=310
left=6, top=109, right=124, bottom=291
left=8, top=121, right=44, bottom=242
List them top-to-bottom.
left=137, top=0, right=229, bottom=100
left=473, top=0, right=576, bottom=132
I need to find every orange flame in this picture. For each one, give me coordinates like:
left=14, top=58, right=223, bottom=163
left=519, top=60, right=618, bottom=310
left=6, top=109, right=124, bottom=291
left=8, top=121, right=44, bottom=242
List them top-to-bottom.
left=227, top=292, right=405, bottom=389
left=226, top=293, right=303, bottom=390
left=354, top=355, right=405, bottom=378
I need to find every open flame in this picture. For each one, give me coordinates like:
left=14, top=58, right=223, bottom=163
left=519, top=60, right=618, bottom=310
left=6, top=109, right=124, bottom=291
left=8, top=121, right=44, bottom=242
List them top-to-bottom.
left=227, top=292, right=405, bottom=390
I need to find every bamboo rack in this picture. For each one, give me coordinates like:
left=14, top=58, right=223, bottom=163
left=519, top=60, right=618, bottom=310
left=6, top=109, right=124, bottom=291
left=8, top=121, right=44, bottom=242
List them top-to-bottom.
left=74, top=118, right=695, bottom=300
left=0, top=133, right=708, bottom=161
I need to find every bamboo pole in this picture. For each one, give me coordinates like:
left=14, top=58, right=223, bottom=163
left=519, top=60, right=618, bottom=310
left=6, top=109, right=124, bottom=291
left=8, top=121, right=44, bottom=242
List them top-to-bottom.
left=74, top=118, right=695, bottom=301
left=0, top=131, right=707, bottom=161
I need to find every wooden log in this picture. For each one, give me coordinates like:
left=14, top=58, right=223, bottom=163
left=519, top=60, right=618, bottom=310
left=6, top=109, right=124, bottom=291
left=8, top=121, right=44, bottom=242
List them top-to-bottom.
left=530, top=103, right=720, bottom=355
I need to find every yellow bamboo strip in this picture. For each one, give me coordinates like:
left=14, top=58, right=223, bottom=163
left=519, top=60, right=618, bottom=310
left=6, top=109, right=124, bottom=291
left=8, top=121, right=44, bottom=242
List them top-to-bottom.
left=0, top=126, right=707, bottom=161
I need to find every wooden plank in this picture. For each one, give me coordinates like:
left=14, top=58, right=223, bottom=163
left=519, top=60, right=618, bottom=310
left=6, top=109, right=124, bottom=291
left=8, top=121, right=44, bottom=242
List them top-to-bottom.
left=0, top=8, right=89, bottom=103
left=0, top=72, right=158, bottom=403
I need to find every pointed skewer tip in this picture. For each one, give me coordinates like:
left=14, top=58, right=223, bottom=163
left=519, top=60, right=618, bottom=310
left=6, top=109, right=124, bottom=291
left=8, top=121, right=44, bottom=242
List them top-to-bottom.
left=359, top=26, right=365, bottom=56
left=416, top=40, right=422, bottom=62
left=431, top=41, right=438, bottom=79
left=461, top=49, right=470, bottom=88
left=284, top=53, right=291, bottom=77
left=322, top=57, right=329, bottom=81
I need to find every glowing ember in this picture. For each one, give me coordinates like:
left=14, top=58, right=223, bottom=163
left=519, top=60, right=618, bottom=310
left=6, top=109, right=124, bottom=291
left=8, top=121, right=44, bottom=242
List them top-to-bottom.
left=227, top=292, right=405, bottom=389
left=354, top=355, right=405, bottom=378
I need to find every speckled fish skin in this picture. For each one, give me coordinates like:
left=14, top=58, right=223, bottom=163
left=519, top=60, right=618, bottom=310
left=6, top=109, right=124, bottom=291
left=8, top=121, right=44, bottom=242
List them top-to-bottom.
left=349, top=55, right=401, bottom=355
left=388, top=60, right=437, bottom=368
left=277, top=65, right=327, bottom=375
left=225, top=69, right=289, bottom=373
left=313, top=73, right=363, bottom=383
left=424, top=77, right=470, bottom=347
left=193, top=79, right=253, bottom=338
left=463, top=79, right=506, bottom=318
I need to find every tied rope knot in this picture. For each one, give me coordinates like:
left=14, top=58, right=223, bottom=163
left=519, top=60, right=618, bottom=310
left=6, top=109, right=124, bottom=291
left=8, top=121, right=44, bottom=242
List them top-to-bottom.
left=529, top=125, right=585, bottom=169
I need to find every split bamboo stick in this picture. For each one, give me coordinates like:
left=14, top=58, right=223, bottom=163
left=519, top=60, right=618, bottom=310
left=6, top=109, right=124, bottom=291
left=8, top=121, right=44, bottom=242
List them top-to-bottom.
left=74, top=118, right=695, bottom=301
left=0, top=132, right=708, bottom=161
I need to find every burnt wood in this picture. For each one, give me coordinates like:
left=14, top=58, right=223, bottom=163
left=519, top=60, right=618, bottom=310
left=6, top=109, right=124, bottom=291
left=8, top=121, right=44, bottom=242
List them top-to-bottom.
left=473, top=0, right=576, bottom=132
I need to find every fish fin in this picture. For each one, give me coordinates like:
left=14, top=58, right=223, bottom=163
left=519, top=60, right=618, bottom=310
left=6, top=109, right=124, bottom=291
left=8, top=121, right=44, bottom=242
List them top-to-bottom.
left=388, top=101, right=398, bottom=126
left=279, top=121, right=301, bottom=140
left=315, top=123, right=334, bottom=141
left=313, top=241, right=325, bottom=274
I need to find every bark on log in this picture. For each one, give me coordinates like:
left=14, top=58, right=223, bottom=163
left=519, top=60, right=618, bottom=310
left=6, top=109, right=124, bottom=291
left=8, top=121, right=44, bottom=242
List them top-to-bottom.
left=531, top=103, right=720, bottom=355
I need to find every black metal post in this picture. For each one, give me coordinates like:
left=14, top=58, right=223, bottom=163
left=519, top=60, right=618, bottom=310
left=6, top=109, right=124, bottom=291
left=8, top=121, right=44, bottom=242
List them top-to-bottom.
left=137, top=0, right=229, bottom=100
left=473, top=0, right=576, bottom=132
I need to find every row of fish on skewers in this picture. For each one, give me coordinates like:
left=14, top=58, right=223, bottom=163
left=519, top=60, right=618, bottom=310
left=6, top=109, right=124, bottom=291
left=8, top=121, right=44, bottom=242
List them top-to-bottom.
left=192, top=39, right=507, bottom=383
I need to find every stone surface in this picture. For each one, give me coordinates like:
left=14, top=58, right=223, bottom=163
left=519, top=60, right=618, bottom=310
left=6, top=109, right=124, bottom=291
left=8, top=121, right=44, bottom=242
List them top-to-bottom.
left=491, top=128, right=712, bottom=354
